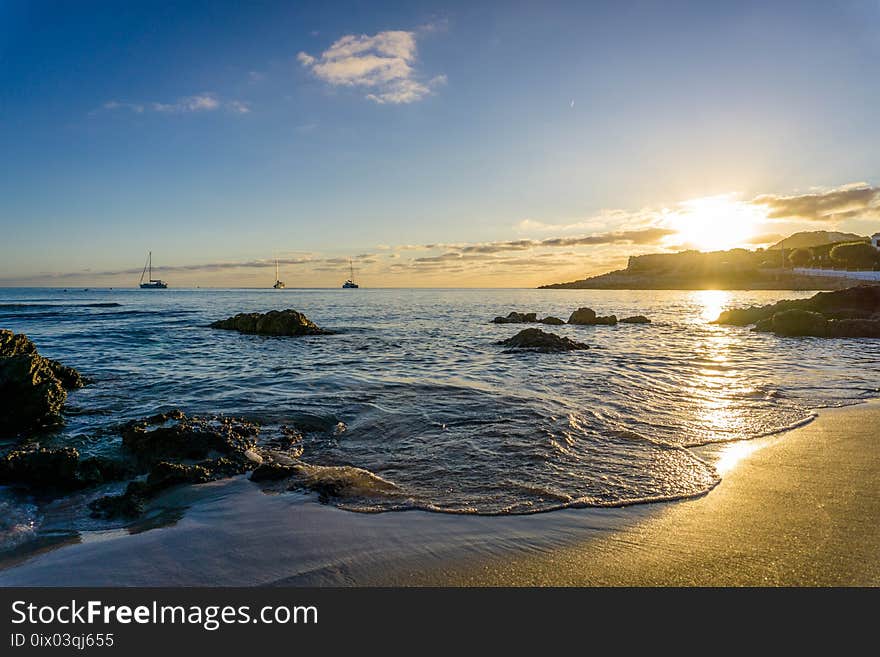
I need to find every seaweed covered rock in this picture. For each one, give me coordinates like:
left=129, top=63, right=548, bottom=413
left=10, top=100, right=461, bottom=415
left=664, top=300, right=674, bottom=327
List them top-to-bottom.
left=210, top=309, right=331, bottom=336
left=491, top=312, right=538, bottom=324
left=620, top=315, right=651, bottom=324
left=498, top=328, right=589, bottom=353
left=0, top=330, right=86, bottom=433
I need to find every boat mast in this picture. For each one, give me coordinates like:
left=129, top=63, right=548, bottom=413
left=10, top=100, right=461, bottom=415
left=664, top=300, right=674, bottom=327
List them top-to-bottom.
left=148, top=251, right=152, bottom=281
left=140, top=252, right=149, bottom=285
left=275, top=258, right=279, bottom=281
left=349, top=258, right=354, bottom=281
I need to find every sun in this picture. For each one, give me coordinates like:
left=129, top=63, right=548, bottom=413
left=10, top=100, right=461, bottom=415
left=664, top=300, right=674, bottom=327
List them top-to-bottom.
left=666, top=194, right=764, bottom=251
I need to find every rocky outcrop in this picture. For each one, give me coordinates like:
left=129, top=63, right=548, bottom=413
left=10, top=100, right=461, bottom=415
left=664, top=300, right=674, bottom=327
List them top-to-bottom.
left=715, top=285, right=880, bottom=326
left=716, top=285, right=880, bottom=338
left=567, top=308, right=617, bottom=325
left=210, top=309, right=331, bottom=336
left=492, top=312, right=538, bottom=324
left=492, top=312, right=567, bottom=326
left=620, top=315, right=651, bottom=324
left=497, top=328, right=589, bottom=353
left=0, top=330, right=86, bottom=433
left=89, top=412, right=265, bottom=518
left=0, top=447, right=130, bottom=490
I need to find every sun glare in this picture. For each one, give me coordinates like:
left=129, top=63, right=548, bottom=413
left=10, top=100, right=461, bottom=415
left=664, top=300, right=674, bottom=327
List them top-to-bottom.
left=667, top=194, right=764, bottom=252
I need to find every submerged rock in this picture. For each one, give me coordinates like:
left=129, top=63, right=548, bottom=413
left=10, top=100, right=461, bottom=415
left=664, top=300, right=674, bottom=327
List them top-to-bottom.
left=210, top=309, right=332, bottom=336
left=620, top=315, right=651, bottom=324
left=497, top=328, right=589, bottom=353
left=0, top=330, right=86, bottom=433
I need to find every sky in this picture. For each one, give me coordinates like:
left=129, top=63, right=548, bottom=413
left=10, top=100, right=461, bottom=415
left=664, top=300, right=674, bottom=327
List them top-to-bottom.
left=1, top=0, right=879, bottom=288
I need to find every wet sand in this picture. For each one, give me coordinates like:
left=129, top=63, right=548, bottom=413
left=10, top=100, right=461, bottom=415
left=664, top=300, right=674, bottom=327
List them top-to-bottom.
left=407, top=400, right=880, bottom=586
left=1, top=401, right=877, bottom=587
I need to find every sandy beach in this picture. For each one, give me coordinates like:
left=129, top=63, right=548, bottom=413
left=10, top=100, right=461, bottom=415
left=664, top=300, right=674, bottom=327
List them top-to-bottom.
left=405, top=399, right=880, bottom=586
left=1, top=400, right=877, bottom=587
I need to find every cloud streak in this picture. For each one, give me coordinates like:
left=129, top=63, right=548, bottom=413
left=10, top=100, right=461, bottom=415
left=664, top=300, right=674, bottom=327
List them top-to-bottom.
left=297, top=30, right=444, bottom=104
left=100, top=93, right=250, bottom=115
left=750, top=183, right=880, bottom=222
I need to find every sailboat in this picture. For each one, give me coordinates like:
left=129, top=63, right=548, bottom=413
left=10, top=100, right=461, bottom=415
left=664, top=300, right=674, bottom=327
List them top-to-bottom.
left=139, top=251, right=168, bottom=289
left=272, top=258, right=285, bottom=289
left=342, top=258, right=359, bottom=289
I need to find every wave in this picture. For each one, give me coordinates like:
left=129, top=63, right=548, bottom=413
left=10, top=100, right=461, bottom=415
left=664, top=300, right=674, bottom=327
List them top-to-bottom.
left=0, top=302, right=122, bottom=309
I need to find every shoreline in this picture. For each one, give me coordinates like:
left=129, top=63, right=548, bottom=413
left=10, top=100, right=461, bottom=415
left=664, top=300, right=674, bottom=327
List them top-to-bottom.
left=401, top=399, right=880, bottom=586
left=1, top=401, right=878, bottom=586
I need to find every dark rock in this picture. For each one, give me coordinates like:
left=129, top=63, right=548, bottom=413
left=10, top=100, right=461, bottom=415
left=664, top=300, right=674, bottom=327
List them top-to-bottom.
left=714, top=285, right=880, bottom=326
left=567, top=307, right=597, bottom=324
left=210, top=309, right=331, bottom=336
left=771, top=310, right=828, bottom=337
left=491, top=312, right=538, bottom=324
left=592, top=315, right=618, bottom=325
left=620, top=315, right=651, bottom=324
left=538, top=316, right=565, bottom=325
left=752, top=317, right=774, bottom=333
left=827, top=318, right=880, bottom=338
left=497, top=328, right=589, bottom=353
left=0, top=330, right=86, bottom=433
left=0, top=354, right=68, bottom=432
left=121, top=413, right=259, bottom=464
left=0, top=447, right=80, bottom=488
left=0, top=447, right=132, bottom=491
left=90, top=457, right=249, bottom=519
left=250, top=462, right=297, bottom=482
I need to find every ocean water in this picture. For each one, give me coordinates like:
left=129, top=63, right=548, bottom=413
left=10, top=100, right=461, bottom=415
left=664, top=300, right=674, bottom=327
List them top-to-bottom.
left=2, top=287, right=880, bottom=554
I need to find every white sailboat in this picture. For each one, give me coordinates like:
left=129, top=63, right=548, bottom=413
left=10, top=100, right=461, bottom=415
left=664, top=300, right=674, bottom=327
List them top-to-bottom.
left=139, top=251, right=168, bottom=289
left=273, top=258, right=285, bottom=289
left=342, top=258, right=359, bottom=289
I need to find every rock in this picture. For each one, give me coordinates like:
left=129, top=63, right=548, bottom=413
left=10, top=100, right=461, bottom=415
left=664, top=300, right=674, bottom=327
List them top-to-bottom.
left=714, top=285, right=880, bottom=326
left=567, top=307, right=597, bottom=324
left=210, top=309, right=331, bottom=336
left=771, top=310, right=828, bottom=337
left=491, top=312, right=538, bottom=324
left=592, top=315, right=618, bottom=325
left=620, top=315, right=651, bottom=324
left=538, top=316, right=565, bottom=325
left=752, top=317, right=773, bottom=333
left=827, top=319, right=880, bottom=338
left=497, top=328, right=589, bottom=353
left=0, top=330, right=86, bottom=433
left=0, top=355, right=68, bottom=432
left=121, top=412, right=259, bottom=464
left=0, top=447, right=130, bottom=491
left=0, top=447, right=80, bottom=488
left=90, top=457, right=247, bottom=519
left=250, top=462, right=297, bottom=482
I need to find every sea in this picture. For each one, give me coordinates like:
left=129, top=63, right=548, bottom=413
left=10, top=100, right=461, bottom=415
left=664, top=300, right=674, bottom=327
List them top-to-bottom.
left=2, top=287, right=880, bottom=561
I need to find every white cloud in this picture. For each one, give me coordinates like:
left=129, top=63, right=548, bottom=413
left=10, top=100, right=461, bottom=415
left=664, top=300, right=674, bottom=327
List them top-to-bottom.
left=298, top=30, right=445, bottom=104
left=100, top=93, right=249, bottom=116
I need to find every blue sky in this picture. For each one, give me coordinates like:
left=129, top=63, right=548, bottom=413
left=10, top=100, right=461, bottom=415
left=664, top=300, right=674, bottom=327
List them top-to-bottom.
left=1, top=0, right=879, bottom=287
